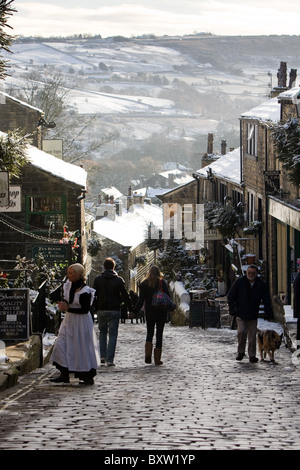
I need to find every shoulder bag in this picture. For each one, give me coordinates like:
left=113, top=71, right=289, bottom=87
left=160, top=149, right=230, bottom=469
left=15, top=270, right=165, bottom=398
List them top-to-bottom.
left=152, top=279, right=176, bottom=311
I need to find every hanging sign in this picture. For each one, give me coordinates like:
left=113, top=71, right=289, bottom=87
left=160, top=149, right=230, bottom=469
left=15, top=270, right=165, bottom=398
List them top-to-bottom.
left=264, top=170, right=280, bottom=195
left=0, top=171, right=9, bottom=208
left=0, top=185, right=21, bottom=212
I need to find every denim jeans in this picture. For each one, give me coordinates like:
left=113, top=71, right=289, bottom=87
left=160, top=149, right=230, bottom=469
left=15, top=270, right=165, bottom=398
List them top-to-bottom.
left=97, top=310, right=121, bottom=363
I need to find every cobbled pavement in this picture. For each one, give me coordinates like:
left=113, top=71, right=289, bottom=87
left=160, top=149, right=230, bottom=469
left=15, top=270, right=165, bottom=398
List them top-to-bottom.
left=0, top=321, right=300, bottom=451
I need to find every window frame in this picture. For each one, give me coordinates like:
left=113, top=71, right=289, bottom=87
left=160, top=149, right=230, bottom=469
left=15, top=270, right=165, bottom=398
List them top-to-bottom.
left=246, top=122, right=258, bottom=157
left=25, top=194, right=67, bottom=234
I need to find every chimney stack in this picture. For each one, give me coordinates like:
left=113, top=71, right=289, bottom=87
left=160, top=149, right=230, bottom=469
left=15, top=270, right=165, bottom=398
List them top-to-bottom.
left=277, top=62, right=287, bottom=88
left=289, top=69, right=297, bottom=88
left=207, top=133, right=214, bottom=155
left=221, top=140, right=227, bottom=155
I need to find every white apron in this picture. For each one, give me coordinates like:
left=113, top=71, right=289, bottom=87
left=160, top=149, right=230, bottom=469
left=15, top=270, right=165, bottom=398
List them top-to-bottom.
left=51, top=281, right=100, bottom=372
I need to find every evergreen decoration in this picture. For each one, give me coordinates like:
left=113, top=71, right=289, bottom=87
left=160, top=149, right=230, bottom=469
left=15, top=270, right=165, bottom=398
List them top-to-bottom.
left=0, top=0, right=16, bottom=80
left=271, top=117, right=300, bottom=186
left=0, top=129, right=31, bottom=179
left=204, top=201, right=243, bottom=240
left=243, top=220, right=262, bottom=236
left=157, top=236, right=195, bottom=281
left=87, top=238, right=102, bottom=257
left=14, top=254, right=62, bottom=290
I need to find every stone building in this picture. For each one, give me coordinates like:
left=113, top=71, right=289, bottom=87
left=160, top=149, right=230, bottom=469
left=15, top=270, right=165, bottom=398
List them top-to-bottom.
left=158, top=62, right=300, bottom=308
left=240, top=84, right=300, bottom=302
left=0, top=91, right=44, bottom=148
left=0, top=140, right=88, bottom=277
left=91, top=198, right=163, bottom=292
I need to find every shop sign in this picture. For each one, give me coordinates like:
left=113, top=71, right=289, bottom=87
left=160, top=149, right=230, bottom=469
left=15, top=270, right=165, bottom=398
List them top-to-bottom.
left=264, top=170, right=280, bottom=194
left=0, top=289, right=30, bottom=340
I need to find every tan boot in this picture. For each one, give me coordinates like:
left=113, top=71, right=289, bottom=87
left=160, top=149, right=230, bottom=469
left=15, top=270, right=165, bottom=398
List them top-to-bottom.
left=145, top=342, right=153, bottom=363
left=154, top=348, right=163, bottom=365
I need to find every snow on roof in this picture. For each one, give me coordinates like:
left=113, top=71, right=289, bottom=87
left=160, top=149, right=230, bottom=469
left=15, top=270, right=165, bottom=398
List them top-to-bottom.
left=277, top=86, right=300, bottom=103
left=0, top=91, right=44, bottom=113
left=240, top=96, right=280, bottom=123
left=0, top=131, right=86, bottom=188
left=26, top=144, right=87, bottom=188
left=196, top=147, right=241, bottom=185
left=159, top=168, right=194, bottom=186
left=160, top=168, right=185, bottom=178
left=174, top=174, right=194, bottom=185
left=101, top=186, right=123, bottom=199
left=132, top=187, right=147, bottom=197
left=146, top=187, right=169, bottom=198
left=93, top=203, right=163, bottom=250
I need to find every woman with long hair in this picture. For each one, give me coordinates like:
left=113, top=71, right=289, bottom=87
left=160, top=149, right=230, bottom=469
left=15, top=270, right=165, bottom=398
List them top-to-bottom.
left=50, top=263, right=100, bottom=385
left=133, top=265, right=174, bottom=365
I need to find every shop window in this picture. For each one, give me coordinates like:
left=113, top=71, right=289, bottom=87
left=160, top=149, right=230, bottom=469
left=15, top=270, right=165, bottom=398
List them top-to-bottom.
left=26, top=195, right=66, bottom=233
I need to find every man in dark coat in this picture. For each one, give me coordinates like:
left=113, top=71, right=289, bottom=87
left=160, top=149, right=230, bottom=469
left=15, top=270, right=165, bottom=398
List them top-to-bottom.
left=93, top=258, right=133, bottom=366
left=227, top=264, right=273, bottom=363
left=293, top=271, right=300, bottom=341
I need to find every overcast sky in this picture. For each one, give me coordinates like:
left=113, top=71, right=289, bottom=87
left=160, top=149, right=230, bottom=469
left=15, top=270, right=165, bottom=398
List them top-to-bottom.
left=9, top=0, right=300, bottom=38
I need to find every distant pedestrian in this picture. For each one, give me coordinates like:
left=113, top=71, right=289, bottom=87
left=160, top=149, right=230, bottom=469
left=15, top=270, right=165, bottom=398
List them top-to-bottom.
left=93, top=258, right=133, bottom=366
left=50, top=263, right=100, bottom=385
left=227, top=264, right=273, bottom=363
left=132, top=265, right=175, bottom=365
left=293, top=271, right=300, bottom=342
left=129, top=290, right=144, bottom=323
left=120, top=302, right=128, bottom=323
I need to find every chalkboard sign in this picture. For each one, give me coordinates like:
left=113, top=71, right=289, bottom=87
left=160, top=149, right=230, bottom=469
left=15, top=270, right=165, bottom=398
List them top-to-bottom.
left=0, top=289, right=30, bottom=340
left=189, top=300, right=206, bottom=328
left=189, top=301, right=220, bottom=329
left=203, top=305, right=221, bottom=329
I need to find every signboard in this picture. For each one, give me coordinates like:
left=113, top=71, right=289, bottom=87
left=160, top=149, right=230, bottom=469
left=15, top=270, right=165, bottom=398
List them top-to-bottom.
left=42, top=139, right=63, bottom=159
left=264, top=170, right=280, bottom=195
left=0, top=171, right=9, bottom=208
left=0, top=185, right=21, bottom=212
left=204, top=222, right=223, bottom=241
left=32, top=243, right=70, bottom=262
left=0, top=289, right=30, bottom=340
left=189, top=300, right=221, bottom=329
left=189, top=300, right=206, bottom=328
left=203, top=305, right=221, bottom=329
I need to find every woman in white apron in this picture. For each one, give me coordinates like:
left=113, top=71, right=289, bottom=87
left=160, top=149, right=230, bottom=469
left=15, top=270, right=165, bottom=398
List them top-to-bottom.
left=50, top=263, right=100, bottom=385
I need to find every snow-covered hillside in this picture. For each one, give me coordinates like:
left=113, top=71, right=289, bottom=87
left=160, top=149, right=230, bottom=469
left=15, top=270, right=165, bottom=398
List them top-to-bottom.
left=2, top=34, right=300, bottom=196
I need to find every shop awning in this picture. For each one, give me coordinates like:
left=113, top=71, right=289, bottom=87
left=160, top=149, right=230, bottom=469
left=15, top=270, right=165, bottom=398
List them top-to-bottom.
left=268, top=196, right=300, bottom=231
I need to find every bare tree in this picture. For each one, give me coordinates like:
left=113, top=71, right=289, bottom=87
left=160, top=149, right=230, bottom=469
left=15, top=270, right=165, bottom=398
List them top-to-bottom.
left=8, top=71, right=119, bottom=163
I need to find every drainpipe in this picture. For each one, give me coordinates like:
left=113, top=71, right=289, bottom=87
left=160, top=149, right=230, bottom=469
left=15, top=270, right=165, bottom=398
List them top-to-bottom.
left=239, top=119, right=243, bottom=186
left=264, top=127, right=270, bottom=282
left=77, top=189, right=86, bottom=264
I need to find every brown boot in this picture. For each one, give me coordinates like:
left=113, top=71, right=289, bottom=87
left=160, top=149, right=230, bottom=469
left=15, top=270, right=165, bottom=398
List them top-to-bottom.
left=145, top=342, right=153, bottom=363
left=154, top=348, right=163, bottom=365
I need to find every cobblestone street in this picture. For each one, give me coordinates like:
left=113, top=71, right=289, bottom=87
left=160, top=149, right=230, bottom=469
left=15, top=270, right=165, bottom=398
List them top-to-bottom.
left=0, top=321, right=300, bottom=452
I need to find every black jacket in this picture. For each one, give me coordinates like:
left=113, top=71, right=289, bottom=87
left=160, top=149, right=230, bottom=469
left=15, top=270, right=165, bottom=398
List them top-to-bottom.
left=93, top=270, right=133, bottom=311
left=293, top=272, right=300, bottom=319
left=227, top=274, right=272, bottom=321
left=133, top=278, right=171, bottom=315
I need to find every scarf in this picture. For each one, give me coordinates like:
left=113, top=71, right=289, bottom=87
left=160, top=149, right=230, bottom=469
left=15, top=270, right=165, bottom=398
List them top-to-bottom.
left=68, top=279, right=85, bottom=303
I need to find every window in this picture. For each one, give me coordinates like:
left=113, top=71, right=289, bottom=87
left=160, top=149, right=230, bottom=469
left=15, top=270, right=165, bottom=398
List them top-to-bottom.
left=247, top=123, right=258, bottom=157
left=219, top=183, right=227, bottom=205
left=232, top=190, right=243, bottom=212
left=247, top=191, right=255, bottom=224
left=26, top=195, right=66, bottom=233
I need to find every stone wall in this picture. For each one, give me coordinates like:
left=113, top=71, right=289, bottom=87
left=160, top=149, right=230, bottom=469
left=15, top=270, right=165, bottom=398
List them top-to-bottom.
left=0, top=95, right=43, bottom=148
